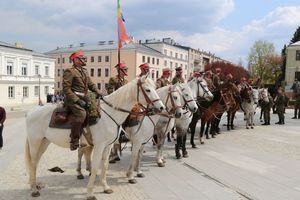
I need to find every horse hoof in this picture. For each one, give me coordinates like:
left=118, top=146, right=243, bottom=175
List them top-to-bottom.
left=246, top=127, right=249, bottom=129
left=251, top=127, right=254, bottom=129
left=192, top=145, right=197, bottom=148
left=183, top=154, right=188, bottom=158
left=162, top=159, right=166, bottom=163
left=109, top=160, right=116, bottom=164
left=157, top=162, right=165, bottom=167
left=137, top=173, right=145, bottom=178
left=77, top=175, right=84, bottom=180
left=129, top=179, right=137, bottom=184
left=36, top=183, right=45, bottom=190
left=104, top=189, right=113, bottom=194
left=31, top=191, right=40, bottom=197
left=87, top=196, right=97, bottom=200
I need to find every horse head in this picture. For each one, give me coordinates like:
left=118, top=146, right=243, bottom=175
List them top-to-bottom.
left=137, top=76, right=165, bottom=113
left=188, top=77, right=213, bottom=102
left=177, top=83, right=198, bottom=113
left=166, top=85, right=184, bottom=118
left=258, top=88, right=269, bottom=103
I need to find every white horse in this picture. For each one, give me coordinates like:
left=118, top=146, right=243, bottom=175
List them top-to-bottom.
left=25, top=76, right=165, bottom=200
left=123, top=83, right=197, bottom=183
left=241, top=87, right=259, bottom=129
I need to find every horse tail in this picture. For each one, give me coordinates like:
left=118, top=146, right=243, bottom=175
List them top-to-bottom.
left=25, top=138, right=32, bottom=177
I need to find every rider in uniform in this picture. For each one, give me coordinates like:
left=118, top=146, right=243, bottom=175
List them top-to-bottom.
left=63, top=50, right=102, bottom=151
left=106, top=63, right=128, bottom=94
left=138, top=63, right=150, bottom=77
left=172, top=66, right=185, bottom=84
left=212, top=67, right=222, bottom=88
left=156, top=68, right=171, bottom=88
left=204, top=70, right=216, bottom=91
left=274, top=87, right=287, bottom=125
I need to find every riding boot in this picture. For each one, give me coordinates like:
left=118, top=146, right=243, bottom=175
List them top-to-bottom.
left=292, top=109, right=297, bottom=119
left=70, top=122, right=82, bottom=151
left=167, top=132, right=172, bottom=142
left=175, top=135, right=182, bottom=159
left=182, top=135, right=188, bottom=158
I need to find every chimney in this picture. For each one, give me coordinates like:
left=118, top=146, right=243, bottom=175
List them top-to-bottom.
left=108, top=40, right=114, bottom=45
left=15, top=42, right=23, bottom=48
left=80, top=43, right=85, bottom=47
left=69, top=44, right=73, bottom=48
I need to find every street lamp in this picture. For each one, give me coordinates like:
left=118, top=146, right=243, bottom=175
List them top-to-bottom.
left=38, top=74, right=42, bottom=105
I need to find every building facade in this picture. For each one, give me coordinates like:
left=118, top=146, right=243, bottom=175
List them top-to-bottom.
left=0, top=41, right=55, bottom=107
left=285, top=41, right=300, bottom=86
left=46, top=42, right=164, bottom=94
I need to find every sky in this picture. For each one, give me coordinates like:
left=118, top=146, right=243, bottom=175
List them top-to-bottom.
left=1, top=0, right=300, bottom=65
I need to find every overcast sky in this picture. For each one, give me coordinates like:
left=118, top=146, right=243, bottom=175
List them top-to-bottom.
left=1, top=0, right=300, bottom=65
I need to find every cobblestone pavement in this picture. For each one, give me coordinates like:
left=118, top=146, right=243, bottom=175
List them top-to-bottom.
left=1, top=106, right=300, bottom=200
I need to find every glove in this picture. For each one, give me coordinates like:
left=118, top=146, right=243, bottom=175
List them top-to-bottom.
left=96, top=93, right=103, bottom=99
left=77, top=99, right=87, bottom=108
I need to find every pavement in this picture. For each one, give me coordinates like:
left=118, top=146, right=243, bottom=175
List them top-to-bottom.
left=0, top=107, right=300, bottom=200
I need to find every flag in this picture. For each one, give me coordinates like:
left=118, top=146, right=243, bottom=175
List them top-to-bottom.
left=117, top=0, right=132, bottom=49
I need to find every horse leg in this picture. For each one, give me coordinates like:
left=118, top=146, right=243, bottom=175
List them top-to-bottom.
left=227, top=111, right=231, bottom=131
left=231, top=111, right=236, bottom=130
left=246, top=112, right=249, bottom=129
left=251, top=113, right=254, bottom=129
left=189, top=118, right=197, bottom=148
left=200, top=120, right=205, bottom=144
left=205, top=122, right=210, bottom=139
left=175, top=133, right=182, bottom=159
left=182, top=133, right=188, bottom=158
left=25, top=138, right=49, bottom=197
left=127, top=140, right=139, bottom=184
left=135, top=144, right=146, bottom=178
left=87, top=145, right=105, bottom=200
left=99, top=145, right=114, bottom=194
left=84, top=146, right=93, bottom=174
left=77, top=147, right=85, bottom=179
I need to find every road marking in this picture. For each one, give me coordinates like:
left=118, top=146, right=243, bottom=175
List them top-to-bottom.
left=183, top=162, right=260, bottom=200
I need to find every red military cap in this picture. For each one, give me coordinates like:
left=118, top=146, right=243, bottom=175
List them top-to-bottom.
left=69, top=50, right=84, bottom=61
left=115, top=63, right=128, bottom=70
left=139, top=63, right=150, bottom=70
left=215, top=67, right=221, bottom=73
left=162, top=68, right=171, bottom=75
left=205, top=70, right=212, bottom=76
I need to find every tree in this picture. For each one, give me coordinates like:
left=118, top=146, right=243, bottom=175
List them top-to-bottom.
left=290, top=26, right=300, bottom=44
left=248, top=40, right=276, bottom=84
left=265, top=55, right=283, bottom=83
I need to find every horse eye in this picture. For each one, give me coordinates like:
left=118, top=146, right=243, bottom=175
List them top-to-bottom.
left=145, top=89, right=151, bottom=92
left=185, top=94, right=188, bottom=96
left=173, top=96, right=178, bottom=100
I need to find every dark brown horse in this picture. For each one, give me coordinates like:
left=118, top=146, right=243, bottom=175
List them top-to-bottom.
left=226, top=83, right=242, bottom=130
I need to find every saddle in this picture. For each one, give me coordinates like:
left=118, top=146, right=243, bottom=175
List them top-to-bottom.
left=49, top=107, right=99, bottom=129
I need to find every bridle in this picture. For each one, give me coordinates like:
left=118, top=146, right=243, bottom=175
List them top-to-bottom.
left=196, top=80, right=211, bottom=100
left=178, top=84, right=196, bottom=112
left=159, top=85, right=182, bottom=117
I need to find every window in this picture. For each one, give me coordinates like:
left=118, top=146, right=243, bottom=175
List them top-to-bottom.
left=164, top=49, right=167, bottom=55
left=296, top=50, right=300, bottom=61
left=170, top=51, right=173, bottom=57
left=175, top=53, right=178, bottom=58
left=180, top=54, right=183, bottom=59
left=185, top=55, right=188, bottom=60
left=91, top=56, right=94, bottom=62
left=98, top=56, right=102, bottom=62
left=105, top=56, right=109, bottom=62
left=142, top=56, right=145, bottom=63
left=62, top=57, right=65, bottom=63
left=147, top=57, right=150, bottom=63
left=57, top=58, right=60, bottom=64
left=69, top=58, right=72, bottom=63
left=152, top=58, right=155, bottom=64
left=157, top=58, right=159, bottom=65
left=164, top=60, right=167, bottom=67
left=170, top=61, right=173, bottom=68
left=7, top=62, right=13, bottom=75
left=21, top=63, right=27, bottom=76
left=175, top=63, right=178, bottom=68
left=35, top=65, right=39, bottom=75
left=185, top=65, right=187, bottom=70
left=45, top=66, right=49, bottom=76
left=90, top=68, right=94, bottom=77
left=98, top=68, right=101, bottom=77
left=105, top=68, right=109, bottom=77
left=57, top=69, right=60, bottom=77
left=151, top=70, right=155, bottom=79
left=156, top=71, right=159, bottom=78
left=57, top=82, right=60, bottom=89
left=97, top=83, right=101, bottom=90
left=105, top=83, right=109, bottom=91
left=8, top=86, right=14, bottom=98
left=34, top=86, right=39, bottom=96
left=44, top=86, right=49, bottom=95
left=23, top=87, right=29, bottom=97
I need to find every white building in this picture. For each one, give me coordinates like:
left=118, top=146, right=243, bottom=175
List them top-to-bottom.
left=0, top=41, right=55, bottom=107
left=285, top=41, right=300, bottom=87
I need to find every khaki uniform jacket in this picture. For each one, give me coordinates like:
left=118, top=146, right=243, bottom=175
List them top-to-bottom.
left=63, top=66, right=99, bottom=105
left=212, top=74, right=221, bottom=88
left=106, top=76, right=128, bottom=94
left=172, top=76, right=184, bottom=85
left=156, top=77, right=170, bottom=88
left=204, top=77, right=216, bottom=91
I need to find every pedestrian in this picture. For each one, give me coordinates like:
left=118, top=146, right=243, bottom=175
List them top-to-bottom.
left=274, top=88, right=287, bottom=125
left=292, top=88, right=300, bottom=119
left=0, top=106, right=6, bottom=150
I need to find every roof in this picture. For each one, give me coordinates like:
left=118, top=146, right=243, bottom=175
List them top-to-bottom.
left=0, top=41, right=32, bottom=52
left=290, top=41, right=300, bottom=46
left=45, top=43, right=164, bottom=57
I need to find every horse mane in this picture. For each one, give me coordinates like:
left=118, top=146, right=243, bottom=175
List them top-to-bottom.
left=104, top=77, right=156, bottom=108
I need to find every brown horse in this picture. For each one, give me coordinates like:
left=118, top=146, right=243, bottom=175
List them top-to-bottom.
left=189, top=82, right=237, bottom=147
left=226, top=83, right=242, bottom=130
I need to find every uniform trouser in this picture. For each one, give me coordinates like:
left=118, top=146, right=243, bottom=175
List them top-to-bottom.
left=294, top=102, right=300, bottom=118
left=67, top=104, right=86, bottom=143
left=277, top=106, right=285, bottom=123
left=263, top=108, right=271, bottom=124
left=0, top=125, right=3, bottom=148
